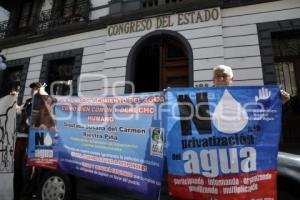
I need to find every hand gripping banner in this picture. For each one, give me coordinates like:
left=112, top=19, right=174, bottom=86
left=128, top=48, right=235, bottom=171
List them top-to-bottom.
left=165, top=86, right=281, bottom=200
left=28, top=93, right=165, bottom=200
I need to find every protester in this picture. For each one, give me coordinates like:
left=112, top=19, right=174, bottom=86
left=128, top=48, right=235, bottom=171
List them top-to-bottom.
left=212, top=65, right=291, bottom=104
left=212, top=65, right=233, bottom=87
left=13, top=82, right=43, bottom=200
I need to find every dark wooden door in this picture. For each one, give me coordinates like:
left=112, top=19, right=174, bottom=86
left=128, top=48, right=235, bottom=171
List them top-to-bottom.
left=133, top=36, right=189, bottom=92
left=159, top=38, right=189, bottom=90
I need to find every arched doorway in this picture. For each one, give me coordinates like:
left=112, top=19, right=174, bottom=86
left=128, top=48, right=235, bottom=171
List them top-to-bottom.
left=126, top=30, right=193, bottom=93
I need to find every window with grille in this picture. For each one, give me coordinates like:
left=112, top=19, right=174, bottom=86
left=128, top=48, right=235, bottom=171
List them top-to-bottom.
left=18, top=0, right=34, bottom=28
left=38, top=0, right=88, bottom=30
left=55, top=0, right=87, bottom=18
left=272, top=32, right=300, bottom=96
left=40, top=49, right=82, bottom=96
left=47, top=58, right=74, bottom=96
left=0, top=66, right=23, bottom=95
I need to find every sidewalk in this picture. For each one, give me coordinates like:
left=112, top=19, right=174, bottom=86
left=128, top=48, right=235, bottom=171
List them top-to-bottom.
left=0, top=173, right=13, bottom=200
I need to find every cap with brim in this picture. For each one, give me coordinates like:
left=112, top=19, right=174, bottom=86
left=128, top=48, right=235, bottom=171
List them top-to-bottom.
left=29, top=82, right=42, bottom=88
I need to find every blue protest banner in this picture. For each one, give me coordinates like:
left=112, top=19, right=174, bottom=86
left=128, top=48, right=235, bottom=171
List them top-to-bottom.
left=165, top=86, right=281, bottom=200
left=28, top=93, right=165, bottom=200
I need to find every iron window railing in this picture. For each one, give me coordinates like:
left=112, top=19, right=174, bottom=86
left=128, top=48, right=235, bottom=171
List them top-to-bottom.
left=0, top=0, right=90, bottom=39
left=38, top=0, right=89, bottom=31
left=141, top=0, right=185, bottom=9
left=0, top=21, right=8, bottom=39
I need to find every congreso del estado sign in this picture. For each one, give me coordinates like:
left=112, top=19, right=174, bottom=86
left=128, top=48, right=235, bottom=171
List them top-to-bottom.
left=107, top=7, right=220, bottom=36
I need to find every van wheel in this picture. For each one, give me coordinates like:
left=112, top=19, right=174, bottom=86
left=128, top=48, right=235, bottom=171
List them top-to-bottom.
left=38, top=171, right=73, bottom=200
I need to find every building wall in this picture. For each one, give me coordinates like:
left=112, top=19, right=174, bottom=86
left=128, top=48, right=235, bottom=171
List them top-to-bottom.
left=1, top=0, right=300, bottom=102
left=195, top=0, right=300, bottom=86
left=221, top=0, right=300, bottom=86
left=2, top=29, right=107, bottom=100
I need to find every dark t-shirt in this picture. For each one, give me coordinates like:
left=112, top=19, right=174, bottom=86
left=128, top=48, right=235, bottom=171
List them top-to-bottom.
left=16, top=98, right=32, bottom=134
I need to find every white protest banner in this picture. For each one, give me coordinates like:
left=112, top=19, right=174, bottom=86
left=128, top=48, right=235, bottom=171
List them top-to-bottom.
left=0, top=95, right=17, bottom=200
